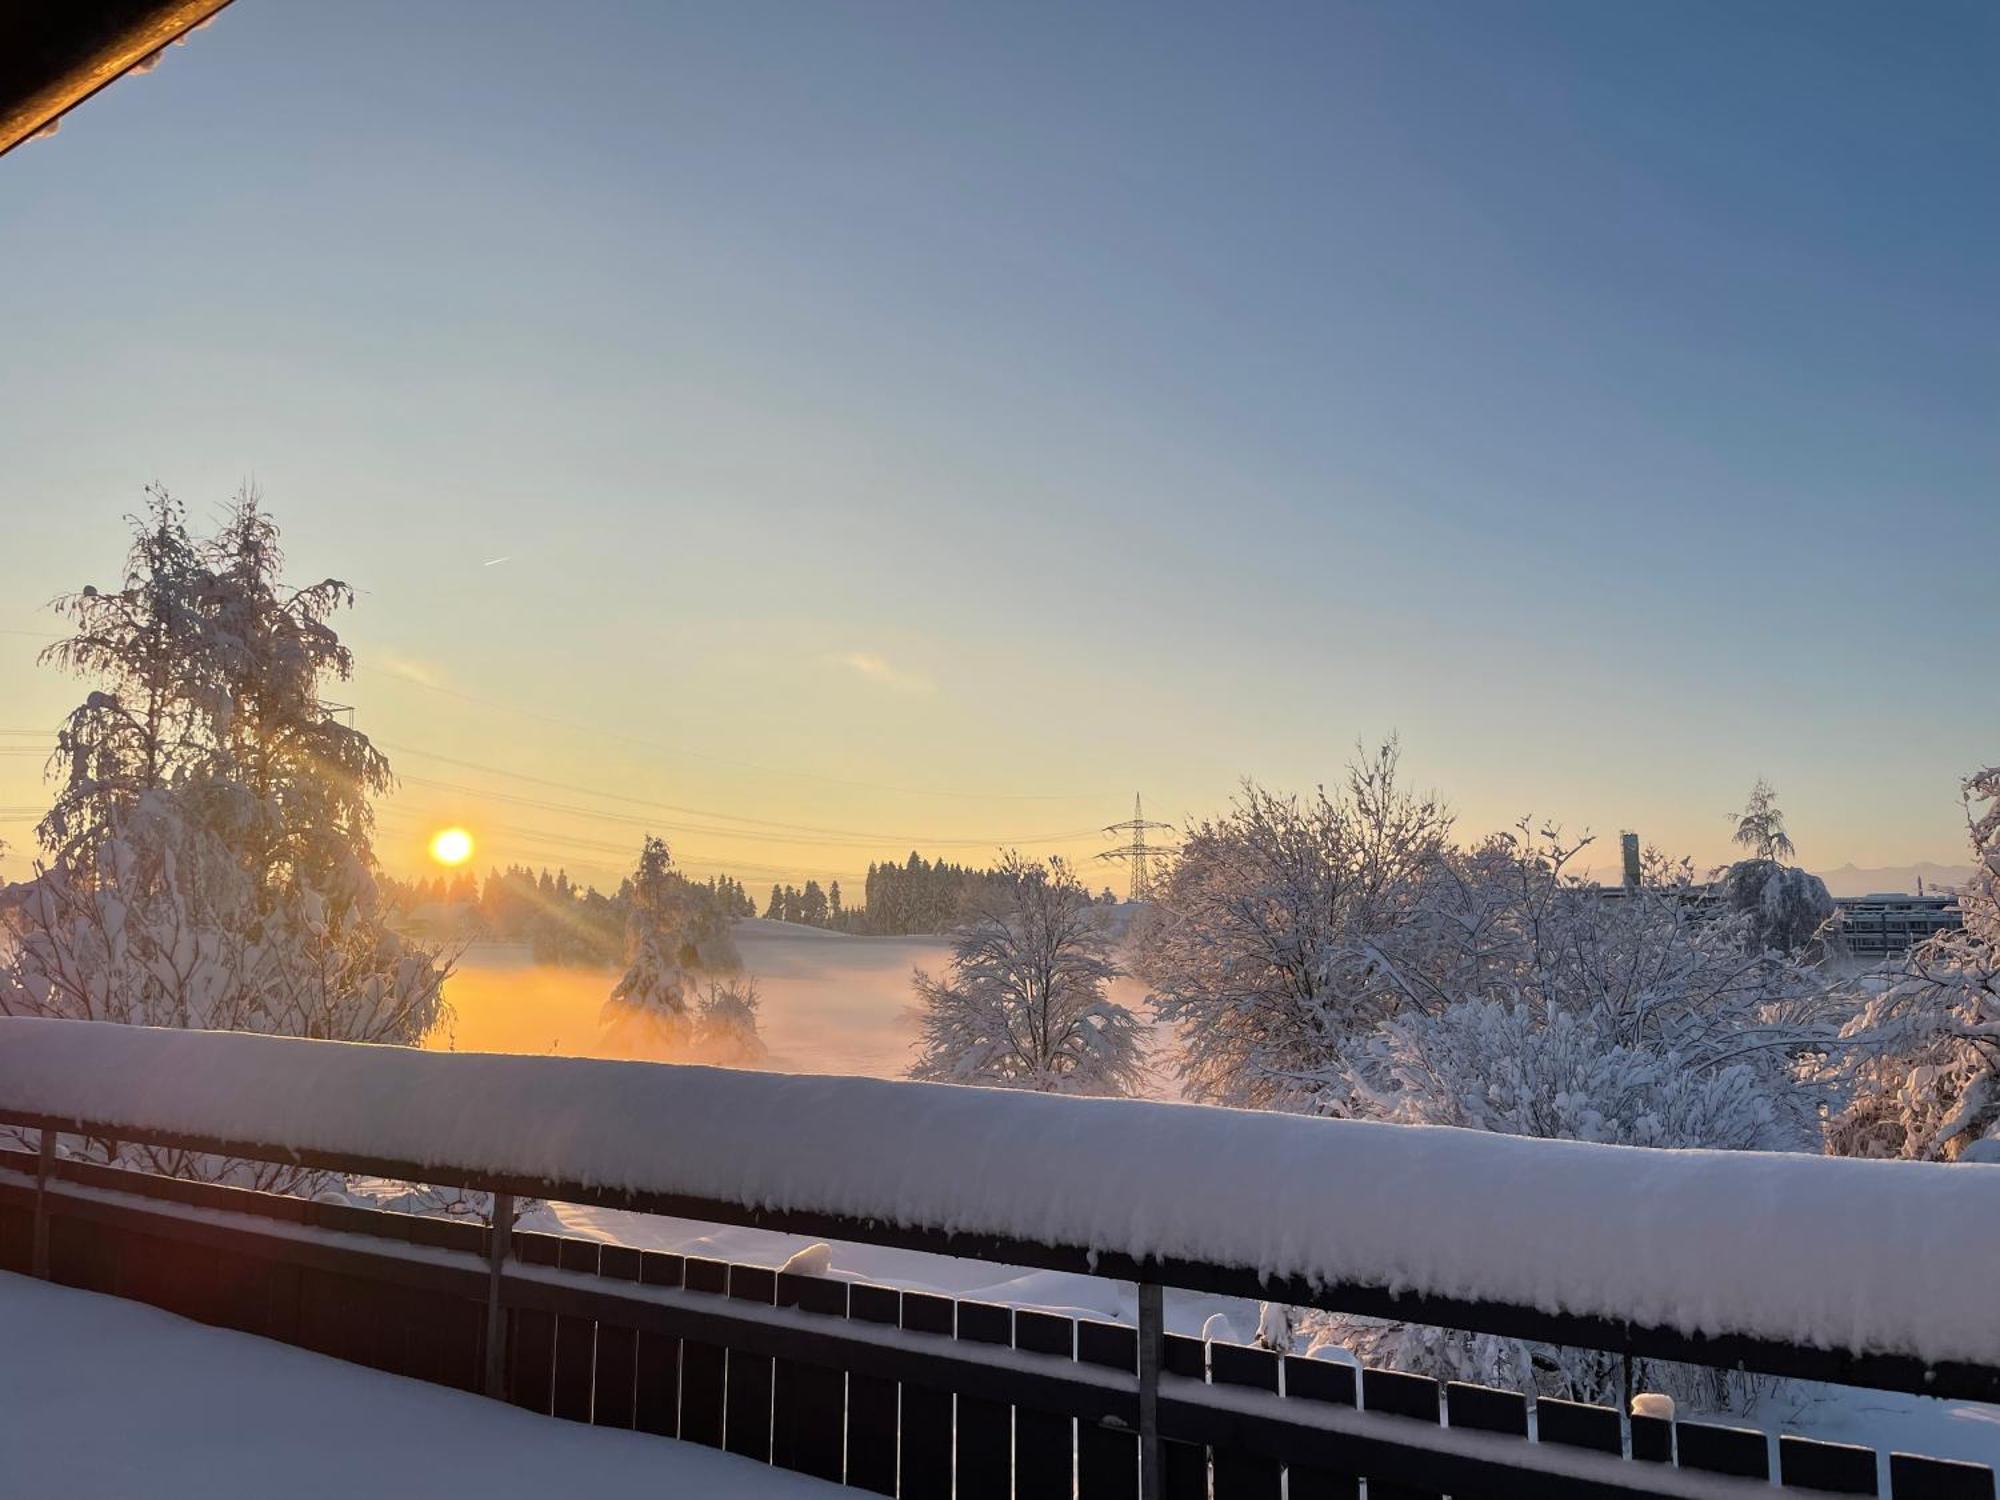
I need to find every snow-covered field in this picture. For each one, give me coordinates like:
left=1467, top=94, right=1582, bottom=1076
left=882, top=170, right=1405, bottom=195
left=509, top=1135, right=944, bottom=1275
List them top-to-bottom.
left=434, top=918, right=1158, bottom=1081
left=0, top=1270, right=841, bottom=1499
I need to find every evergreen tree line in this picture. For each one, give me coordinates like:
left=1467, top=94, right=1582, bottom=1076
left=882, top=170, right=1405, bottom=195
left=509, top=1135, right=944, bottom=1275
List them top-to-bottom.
left=383, top=852, right=1118, bottom=957
left=771, top=853, right=1116, bottom=936
left=382, top=865, right=756, bottom=966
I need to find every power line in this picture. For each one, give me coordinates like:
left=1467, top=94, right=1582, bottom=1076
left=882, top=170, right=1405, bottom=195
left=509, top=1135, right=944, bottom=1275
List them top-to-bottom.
left=359, top=662, right=1104, bottom=805
left=2, top=727, right=1106, bottom=853
left=380, top=747, right=1102, bottom=848
left=394, top=773, right=1094, bottom=853
left=371, top=807, right=870, bottom=882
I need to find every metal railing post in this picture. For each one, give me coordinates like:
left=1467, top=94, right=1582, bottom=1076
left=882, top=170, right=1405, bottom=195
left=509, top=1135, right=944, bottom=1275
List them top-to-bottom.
left=31, top=1127, right=55, bottom=1278
left=483, top=1190, right=515, bottom=1399
left=1138, top=1279, right=1164, bottom=1500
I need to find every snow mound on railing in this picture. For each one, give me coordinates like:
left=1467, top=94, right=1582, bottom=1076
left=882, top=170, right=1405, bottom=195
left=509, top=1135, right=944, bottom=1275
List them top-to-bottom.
left=3, top=1016, right=1997, bottom=1368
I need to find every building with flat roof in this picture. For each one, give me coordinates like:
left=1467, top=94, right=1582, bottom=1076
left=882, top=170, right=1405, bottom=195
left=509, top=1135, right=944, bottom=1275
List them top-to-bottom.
left=1833, top=893, right=1962, bottom=960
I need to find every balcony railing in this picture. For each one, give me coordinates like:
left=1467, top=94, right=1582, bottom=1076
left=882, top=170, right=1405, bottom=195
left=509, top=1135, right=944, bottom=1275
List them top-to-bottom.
left=0, top=1017, right=1994, bottom=1499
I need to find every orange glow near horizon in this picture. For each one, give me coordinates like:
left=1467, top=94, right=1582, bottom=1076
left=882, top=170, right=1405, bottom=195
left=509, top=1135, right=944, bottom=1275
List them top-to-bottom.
left=429, top=826, right=475, bottom=867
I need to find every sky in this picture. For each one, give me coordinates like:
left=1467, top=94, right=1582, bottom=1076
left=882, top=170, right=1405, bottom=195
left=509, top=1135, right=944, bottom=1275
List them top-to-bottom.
left=0, top=0, right=1994, bottom=892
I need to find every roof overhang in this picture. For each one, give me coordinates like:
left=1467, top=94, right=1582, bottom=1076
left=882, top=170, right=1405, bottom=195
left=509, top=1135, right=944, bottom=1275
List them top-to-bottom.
left=1, top=0, right=235, bottom=158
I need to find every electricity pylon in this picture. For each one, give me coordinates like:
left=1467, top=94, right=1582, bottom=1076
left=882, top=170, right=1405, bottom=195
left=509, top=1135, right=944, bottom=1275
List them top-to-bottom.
left=1099, top=794, right=1175, bottom=903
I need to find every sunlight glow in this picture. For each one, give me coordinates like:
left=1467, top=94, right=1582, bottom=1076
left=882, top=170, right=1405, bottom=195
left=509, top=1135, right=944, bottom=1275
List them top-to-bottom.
left=429, top=826, right=475, bottom=866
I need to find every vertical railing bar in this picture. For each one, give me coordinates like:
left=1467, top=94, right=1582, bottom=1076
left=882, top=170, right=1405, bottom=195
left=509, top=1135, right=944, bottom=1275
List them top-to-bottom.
left=31, top=1126, right=55, bottom=1278
left=483, top=1189, right=515, bottom=1399
left=1138, top=1279, right=1164, bottom=1500
left=1619, top=1347, right=1634, bottom=1457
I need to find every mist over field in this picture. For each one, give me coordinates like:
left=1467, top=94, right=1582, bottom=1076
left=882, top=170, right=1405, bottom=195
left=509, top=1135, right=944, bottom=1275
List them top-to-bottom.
left=433, top=917, right=1159, bottom=1082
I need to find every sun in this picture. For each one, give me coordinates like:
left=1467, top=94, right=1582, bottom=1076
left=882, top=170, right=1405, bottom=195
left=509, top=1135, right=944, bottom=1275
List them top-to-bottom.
left=429, top=827, right=475, bottom=867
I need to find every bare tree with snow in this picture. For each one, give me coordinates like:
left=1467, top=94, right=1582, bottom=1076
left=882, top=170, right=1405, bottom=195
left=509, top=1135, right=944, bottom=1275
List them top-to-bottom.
left=0, top=489, right=452, bottom=1188
left=1138, top=741, right=1453, bottom=1109
left=1139, top=758, right=1837, bottom=1412
left=1833, top=766, right=2000, bottom=1162
left=1320, top=826, right=1837, bottom=1412
left=1343, top=827, right=1836, bottom=1145
left=909, top=853, right=1145, bottom=1095
left=689, top=977, right=767, bottom=1066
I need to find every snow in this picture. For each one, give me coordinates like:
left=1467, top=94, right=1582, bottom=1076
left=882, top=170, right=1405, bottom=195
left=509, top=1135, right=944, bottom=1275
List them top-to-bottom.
left=437, top=928, right=949, bottom=1078
left=6, top=1016, right=2000, bottom=1373
left=523, top=1202, right=2000, bottom=1473
left=0, top=1267, right=1804, bottom=1500
left=0, top=1270, right=842, bottom=1499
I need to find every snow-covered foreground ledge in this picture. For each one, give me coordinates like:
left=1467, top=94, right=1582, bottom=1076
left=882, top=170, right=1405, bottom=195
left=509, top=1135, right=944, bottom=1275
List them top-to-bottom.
left=3, top=1016, right=1998, bottom=1369
left=0, top=1270, right=840, bottom=1499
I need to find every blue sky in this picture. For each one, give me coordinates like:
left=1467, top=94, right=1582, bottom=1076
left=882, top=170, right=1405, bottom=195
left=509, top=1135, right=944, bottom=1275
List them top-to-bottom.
left=1, top=0, right=1994, bottom=886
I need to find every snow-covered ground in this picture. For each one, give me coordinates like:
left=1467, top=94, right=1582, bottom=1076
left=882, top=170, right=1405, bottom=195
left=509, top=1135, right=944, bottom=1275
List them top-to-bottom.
left=435, top=918, right=1157, bottom=1080
left=0, top=1270, right=842, bottom=1499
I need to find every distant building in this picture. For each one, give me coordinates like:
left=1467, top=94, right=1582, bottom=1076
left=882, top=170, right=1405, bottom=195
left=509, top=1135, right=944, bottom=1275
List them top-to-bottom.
left=1619, top=832, right=1642, bottom=890
left=1833, top=893, right=1962, bottom=960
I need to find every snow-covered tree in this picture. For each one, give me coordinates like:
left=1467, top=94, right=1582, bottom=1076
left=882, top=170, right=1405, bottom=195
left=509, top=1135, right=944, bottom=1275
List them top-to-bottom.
left=0, top=489, right=451, bottom=1188
left=1138, top=742, right=1453, bottom=1109
left=1137, top=752, right=1836, bottom=1412
left=1833, top=767, right=2000, bottom=1162
left=1730, top=777, right=1796, bottom=863
left=1317, top=827, right=1836, bottom=1412
left=1341, top=828, right=1835, bottom=1146
left=600, top=835, right=742, bottom=1054
left=603, top=836, right=691, bottom=1047
left=909, top=853, right=1146, bottom=1095
left=1717, top=857, right=1834, bottom=956
left=800, top=879, right=829, bottom=926
left=689, top=977, right=767, bottom=1066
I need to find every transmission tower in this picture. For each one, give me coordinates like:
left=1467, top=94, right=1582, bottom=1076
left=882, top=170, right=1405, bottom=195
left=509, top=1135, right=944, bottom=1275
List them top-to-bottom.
left=1099, top=793, right=1175, bottom=903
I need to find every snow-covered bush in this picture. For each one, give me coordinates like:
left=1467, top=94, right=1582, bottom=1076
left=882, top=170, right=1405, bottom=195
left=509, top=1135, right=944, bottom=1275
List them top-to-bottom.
left=0, top=490, right=451, bottom=1191
left=1139, top=742, right=1452, bottom=1108
left=1833, top=766, right=2000, bottom=1161
left=1, top=788, right=442, bottom=1045
left=1316, top=830, right=1837, bottom=1412
left=909, top=853, right=1146, bottom=1095
left=1718, top=858, right=1834, bottom=956
left=688, top=978, right=767, bottom=1066
left=1349, top=1000, right=1796, bottom=1150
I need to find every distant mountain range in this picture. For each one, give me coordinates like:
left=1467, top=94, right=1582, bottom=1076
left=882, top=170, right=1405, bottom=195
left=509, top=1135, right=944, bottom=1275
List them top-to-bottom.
left=1811, top=863, right=1977, bottom=898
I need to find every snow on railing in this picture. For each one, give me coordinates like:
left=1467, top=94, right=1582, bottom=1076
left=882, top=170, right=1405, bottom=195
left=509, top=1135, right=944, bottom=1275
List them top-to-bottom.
left=2, top=1015, right=1997, bottom=1372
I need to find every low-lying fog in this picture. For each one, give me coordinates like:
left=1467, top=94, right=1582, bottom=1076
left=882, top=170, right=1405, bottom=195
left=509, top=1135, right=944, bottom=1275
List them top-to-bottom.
left=429, top=917, right=1155, bottom=1081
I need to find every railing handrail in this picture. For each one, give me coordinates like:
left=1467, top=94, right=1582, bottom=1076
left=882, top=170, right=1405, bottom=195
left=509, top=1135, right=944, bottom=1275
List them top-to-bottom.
left=5, top=1016, right=1999, bottom=1406
left=7, top=1100, right=1997, bottom=1405
left=0, top=1147, right=1850, bottom=1500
